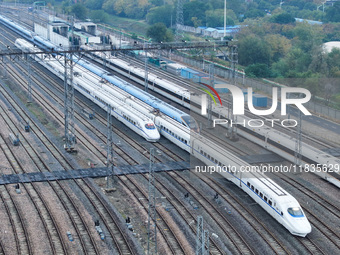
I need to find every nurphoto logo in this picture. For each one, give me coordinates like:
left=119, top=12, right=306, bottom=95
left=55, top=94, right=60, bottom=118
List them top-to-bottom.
left=200, top=85, right=312, bottom=128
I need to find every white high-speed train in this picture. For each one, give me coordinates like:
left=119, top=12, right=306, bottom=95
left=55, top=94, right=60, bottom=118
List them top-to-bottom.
left=11, top=33, right=311, bottom=235
left=14, top=39, right=160, bottom=142
left=81, top=45, right=340, bottom=187
left=70, top=58, right=312, bottom=237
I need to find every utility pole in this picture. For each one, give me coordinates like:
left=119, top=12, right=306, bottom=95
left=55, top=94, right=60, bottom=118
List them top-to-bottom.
left=175, top=0, right=184, bottom=42
left=224, top=0, right=226, bottom=38
left=63, top=16, right=76, bottom=152
left=144, top=42, right=149, bottom=92
left=231, top=45, right=238, bottom=85
left=26, top=54, right=33, bottom=103
left=207, top=64, right=214, bottom=126
left=106, top=105, right=114, bottom=189
left=294, top=107, right=302, bottom=167
left=147, top=148, right=157, bottom=255
left=196, top=216, right=204, bottom=255
left=203, top=229, right=210, bottom=255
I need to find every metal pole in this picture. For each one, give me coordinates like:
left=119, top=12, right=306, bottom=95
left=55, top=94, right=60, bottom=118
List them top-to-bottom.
left=224, top=0, right=226, bottom=38
left=63, top=16, right=76, bottom=152
left=144, top=42, right=149, bottom=92
left=27, top=54, right=32, bottom=103
left=208, top=64, right=214, bottom=125
left=106, top=105, right=114, bottom=189
left=294, top=106, right=302, bottom=166
left=147, top=148, right=157, bottom=255
left=196, top=216, right=203, bottom=255
left=203, top=229, right=210, bottom=255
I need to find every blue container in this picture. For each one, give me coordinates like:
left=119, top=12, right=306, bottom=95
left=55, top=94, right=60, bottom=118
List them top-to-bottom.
left=181, top=68, right=198, bottom=79
left=193, top=73, right=208, bottom=83
left=213, top=81, right=229, bottom=93
left=252, top=94, right=267, bottom=107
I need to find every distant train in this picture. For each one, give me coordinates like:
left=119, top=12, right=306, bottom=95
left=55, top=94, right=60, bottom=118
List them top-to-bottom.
left=9, top=23, right=312, bottom=236
left=15, top=38, right=160, bottom=142
left=80, top=44, right=340, bottom=188
left=71, top=56, right=312, bottom=237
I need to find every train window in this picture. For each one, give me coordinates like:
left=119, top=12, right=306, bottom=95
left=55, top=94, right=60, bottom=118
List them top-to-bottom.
left=145, top=123, right=155, bottom=130
left=185, top=140, right=187, bottom=144
left=200, top=150, right=203, bottom=154
left=204, top=152, right=207, bottom=157
left=211, top=157, right=214, bottom=162
left=214, top=159, right=218, bottom=164
left=247, top=182, right=250, bottom=187
left=251, top=185, right=254, bottom=190
left=255, top=189, right=258, bottom=194
left=260, top=193, right=263, bottom=198
left=264, top=196, right=268, bottom=202
left=269, top=200, right=272, bottom=206
left=274, top=202, right=276, bottom=207
left=287, top=207, right=303, bottom=217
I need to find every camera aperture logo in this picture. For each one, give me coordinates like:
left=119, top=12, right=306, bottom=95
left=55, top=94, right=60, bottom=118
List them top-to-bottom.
left=199, top=83, right=223, bottom=112
left=200, top=84, right=312, bottom=128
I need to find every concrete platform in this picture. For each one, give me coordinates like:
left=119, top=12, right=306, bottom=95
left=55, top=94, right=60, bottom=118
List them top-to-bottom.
left=0, top=161, right=191, bottom=185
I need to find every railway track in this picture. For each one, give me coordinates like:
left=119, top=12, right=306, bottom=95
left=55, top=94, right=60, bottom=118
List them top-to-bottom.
left=1, top=18, right=338, bottom=254
left=0, top=36, right=311, bottom=254
left=5, top=41, right=252, bottom=254
left=0, top=42, right=186, bottom=254
left=0, top=69, right=138, bottom=254
left=0, top=96, right=98, bottom=254
left=167, top=171, right=255, bottom=254
left=194, top=172, right=289, bottom=254
left=273, top=173, right=340, bottom=251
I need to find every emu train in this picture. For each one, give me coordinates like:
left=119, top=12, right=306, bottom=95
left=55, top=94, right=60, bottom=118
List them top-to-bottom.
left=8, top=23, right=312, bottom=235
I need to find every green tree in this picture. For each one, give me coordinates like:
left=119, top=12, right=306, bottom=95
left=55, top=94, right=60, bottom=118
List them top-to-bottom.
left=84, top=0, right=104, bottom=10
left=102, top=0, right=116, bottom=15
left=183, top=0, right=208, bottom=26
left=325, top=2, right=340, bottom=22
left=71, top=3, right=88, bottom=20
left=146, top=5, right=174, bottom=27
left=244, top=8, right=266, bottom=19
left=205, top=9, right=235, bottom=27
left=89, top=10, right=109, bottom=23
left=271, top=12, right=296, bottom=24
left=147, top=22, right=173, bottom=42
left=291, top=23, right=323, bottom=52
left=265, top=34, right=292, bottom=62
left=238, top=35, right=271, bottom=66
left=326, top=48, right=340, bottom=77
left=245, top=63, right=271, bottom=78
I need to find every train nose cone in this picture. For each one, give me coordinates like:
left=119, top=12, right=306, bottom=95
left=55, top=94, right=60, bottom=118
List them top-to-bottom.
left=147, top=130, right=160, bottom=142
left=292, top=219, right=312, bottom=237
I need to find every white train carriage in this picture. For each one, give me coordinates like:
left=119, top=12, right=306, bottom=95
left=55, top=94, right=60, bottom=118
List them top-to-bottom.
left=13, top=35, right=312, bottom=236
left=15, top=39, right=160, bottom=142
left=81, top=43, right=340, bottom=185
left=80, top=45, right=191, bottom=107
left=71, top=69, right=160, bottom=142
left=190, top=132, right=312, bottom=237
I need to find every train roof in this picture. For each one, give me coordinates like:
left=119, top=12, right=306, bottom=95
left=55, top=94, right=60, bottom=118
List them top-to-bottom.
left=191, top=131, right=287, bottom=197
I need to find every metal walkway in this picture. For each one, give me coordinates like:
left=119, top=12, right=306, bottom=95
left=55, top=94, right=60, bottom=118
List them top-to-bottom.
left=0, top=161, right=190, bottom=185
